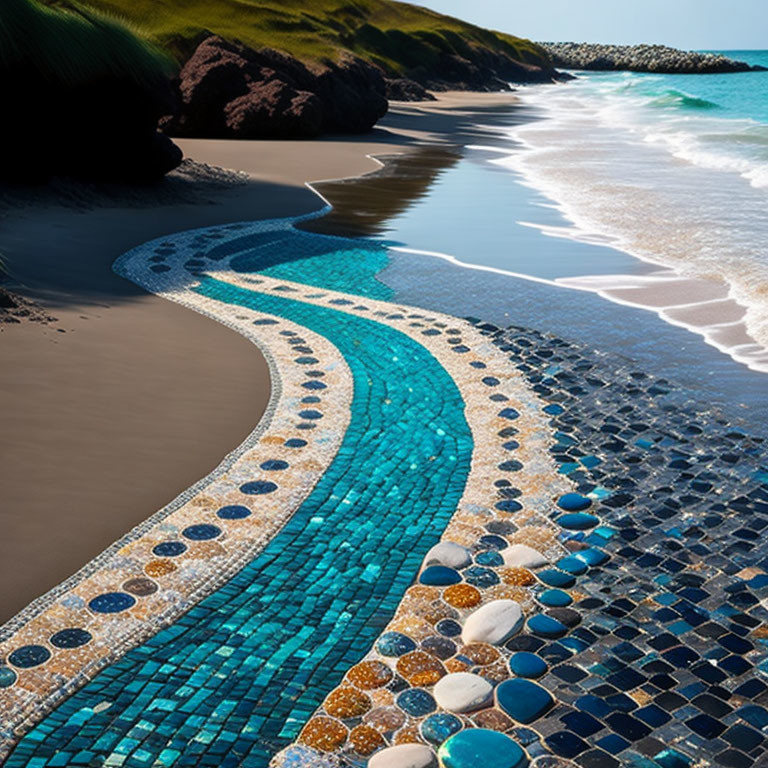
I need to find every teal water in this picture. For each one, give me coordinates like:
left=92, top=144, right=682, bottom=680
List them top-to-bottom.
left=484, top=50, right=768, bottom=376
left=570, top=50, right=768, bottom=183
left=597, top=50, right=768, bottom=122
left=209, top=228, right=394, bottom=300
left=7, top=274, right=473, bottom=767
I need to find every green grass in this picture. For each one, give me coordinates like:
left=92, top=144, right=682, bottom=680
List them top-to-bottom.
left=2, top=0, right=173, bottom=88
left=36, top=0, right=549, bottom=74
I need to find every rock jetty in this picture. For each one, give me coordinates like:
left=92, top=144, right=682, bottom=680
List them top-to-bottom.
left=539, top=42, right=766, bottom=74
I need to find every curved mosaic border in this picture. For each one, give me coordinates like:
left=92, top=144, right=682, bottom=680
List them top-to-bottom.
left=2, top=209, right=576, bottom=767
left=0, top=227, right=355, bottom=758
left=198, top=274, right=603, bottom=767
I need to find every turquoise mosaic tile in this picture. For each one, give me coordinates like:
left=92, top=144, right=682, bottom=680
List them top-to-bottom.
left=227, top=230, right=393, bottom=300
left=5, top=280, right=473, bottom=767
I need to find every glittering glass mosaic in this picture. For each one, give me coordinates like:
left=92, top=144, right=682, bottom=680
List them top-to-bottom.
left=2, top=216, right=767, bottom=768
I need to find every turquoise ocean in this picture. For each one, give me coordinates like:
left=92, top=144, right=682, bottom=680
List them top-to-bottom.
left=496, top=50, right=768, bottom=372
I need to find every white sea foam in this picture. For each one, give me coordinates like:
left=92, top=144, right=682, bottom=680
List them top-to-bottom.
left=491, top=76, right=768, bottom=372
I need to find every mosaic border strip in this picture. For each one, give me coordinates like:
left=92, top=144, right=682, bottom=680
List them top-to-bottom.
left=2, top=210, right=574, bottom=767
left=0, top=227, right=354, bottom=758
left=197, top=274, right=594, bottom=767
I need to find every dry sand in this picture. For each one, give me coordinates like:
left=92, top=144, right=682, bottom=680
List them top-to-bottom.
left=0, top=93, right=519, bottom=622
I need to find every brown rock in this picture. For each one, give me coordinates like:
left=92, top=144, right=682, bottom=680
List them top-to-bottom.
left=166, top=35, right=388, bottom=140
left=385, top=78, right=436, bottom=101
left=224, top=82, right=323, bottom=138
left=347, top=660, right=394, bottom=690
left=364, top=706, right=406, bottom=734
left=349, top=724, right=386, bottom=756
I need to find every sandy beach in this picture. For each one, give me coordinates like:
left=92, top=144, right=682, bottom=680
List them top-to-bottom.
left=4, top=1, right=766, bottom=760
left=0, top=93, right=519, bottom=623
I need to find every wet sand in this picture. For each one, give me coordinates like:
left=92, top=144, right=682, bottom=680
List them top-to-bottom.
left=0, top=93, right=519, bottom=622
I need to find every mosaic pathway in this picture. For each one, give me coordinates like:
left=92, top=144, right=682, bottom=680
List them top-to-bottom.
left=2, top=216, right=768, bottom=768
left=0, top=219, right=566, bottom=765
left=0, top=241, right=355, bottom=759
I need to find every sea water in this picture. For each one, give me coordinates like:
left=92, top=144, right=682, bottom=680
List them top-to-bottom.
left=502, top=51, right=768, bottom=370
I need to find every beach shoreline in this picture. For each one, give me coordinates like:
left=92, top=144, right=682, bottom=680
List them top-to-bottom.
left=0, top=91, right=520, bottom=623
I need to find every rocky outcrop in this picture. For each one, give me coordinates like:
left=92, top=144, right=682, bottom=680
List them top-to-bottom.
left=349, top=23, right=563, bottom=90
left=163, top=36, right=388, bottom=139
left=539, top=42, right=767, bottom=74
left=419, top=47, right=560, bottom=89
left=384, top=77, right=436, bottom=101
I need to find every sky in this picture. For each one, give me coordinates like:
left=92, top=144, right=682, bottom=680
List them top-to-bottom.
left=418, top=0, right=766, bottom=50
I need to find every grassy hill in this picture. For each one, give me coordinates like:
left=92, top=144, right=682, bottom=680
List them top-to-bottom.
left=40, top=0, right=551, bottom=77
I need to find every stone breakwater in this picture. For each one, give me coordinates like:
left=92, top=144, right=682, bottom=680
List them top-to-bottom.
left=538, top=43, right=766, bottom=74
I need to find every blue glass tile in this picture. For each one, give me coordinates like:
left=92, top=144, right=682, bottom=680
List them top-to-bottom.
left=217, top=506, right=251, bottom=520
left=182, top=525, right=221, bottom=541
left=152, top=541, right=187, bottom=557
left=88, top=593, right=136, bottom=615
left=50, top=629, right=92, bottom=649
left=9, top=645, right=51, bottom=669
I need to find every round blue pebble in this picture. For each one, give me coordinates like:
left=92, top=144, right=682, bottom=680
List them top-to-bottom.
left=260, top=459, right=289, bottom=471
left=240, top=481, right=278, bottom=495
left=557, top=493, right=592, bottom=511
left=495, top=499, right=522, bottom=513
left=217, top=505, right=251, bottom=520
left=557, top=513, right=599, bottom=530
left=182, top=524, right=221, bottom=541
left=478, top=534, right=508, bottom=551
left=152, top=541, right=187, bottom=557
left=475, top=550, right=504, bottom=567
left=420, top=565, right=461, bottom=586
left=463, top=566, right=500, bottom=588
left=536, top=569, right=576, bottom=589
left=539, top=589, right=573, bottom=607
left=88, top=592, right=136, bottom=614
left=528, top=613, right=568, bottom=638
left=437, top=619, right=462, bottom=637
left=50, top=628, right=92, bottom=649
left=377, top=631, right=417, bottom=657
left=8, top=645, right=51, bottom=669
left=509, top=651, right=548, bottom=679
left=0, top=667, right=16, bottom=687
left=496, top=678, right=554, bottom=723
left=396, top=688, right=436, bottom=717
left=421, top=713, right=463, bottom=745
left=439, top=729, right=527, bottom=768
